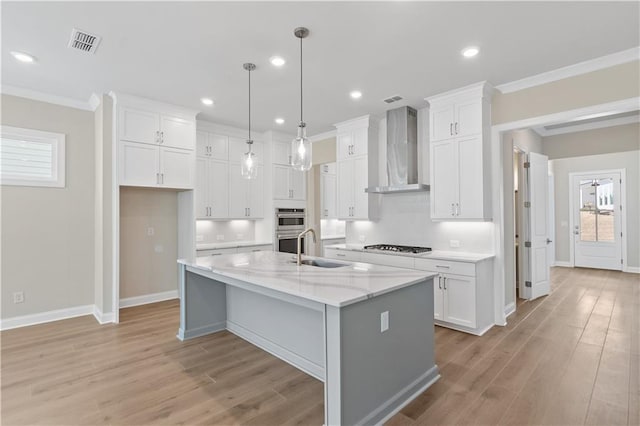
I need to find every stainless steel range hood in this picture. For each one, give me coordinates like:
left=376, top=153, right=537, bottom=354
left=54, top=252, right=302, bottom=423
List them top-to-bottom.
left=366, top=106, right=429, bottom=194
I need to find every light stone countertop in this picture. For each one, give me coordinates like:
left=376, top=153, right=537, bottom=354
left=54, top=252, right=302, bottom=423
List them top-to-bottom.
left=320, top=235, right=346, bottom=241
left=196, top=241, right=273, bottom=250
left=324, top=244, right=495, bottom=263
left=179, top=251, right=436, bottom=308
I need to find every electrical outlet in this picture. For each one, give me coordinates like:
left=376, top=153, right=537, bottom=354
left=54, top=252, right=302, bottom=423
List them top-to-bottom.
left=147, top=227, right=154, bottom=236
left=237, top=234, right=244, bottom=240
left=196, top=235, right=204, bottom=242
left=216, top=235, right=225, bottom=241
left=359, top=235, right=366, bottom=243
left=450, top=240, right=460, bottom=248
left=154, top=244, right=164, bottom=253
left=13, top=291, right=24, bottom=304
left=380, top=311, right=389, bottom=332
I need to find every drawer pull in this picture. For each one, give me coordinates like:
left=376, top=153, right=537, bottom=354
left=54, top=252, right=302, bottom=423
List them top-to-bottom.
left=211, top=253, right=222, bottom=256
left=336, top=253, right=346, bottom=257
left=436, top=265, right=450, bottom=269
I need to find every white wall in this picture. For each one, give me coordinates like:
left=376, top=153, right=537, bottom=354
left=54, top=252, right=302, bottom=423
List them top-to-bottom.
left=1, top=94, right=95, bottom=318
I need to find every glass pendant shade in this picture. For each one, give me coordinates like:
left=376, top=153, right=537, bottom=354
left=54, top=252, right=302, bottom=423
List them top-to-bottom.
left=291, top=123, right=311, bottom=171
left=240, top=141, right=257, bottom=179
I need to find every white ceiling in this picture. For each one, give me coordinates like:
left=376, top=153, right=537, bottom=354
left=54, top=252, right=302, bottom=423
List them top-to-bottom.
left=2, top=2, right=639, bottom=135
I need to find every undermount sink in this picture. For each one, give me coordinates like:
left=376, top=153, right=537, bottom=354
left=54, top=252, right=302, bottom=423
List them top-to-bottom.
left=292, top=259, right=347, bottom=268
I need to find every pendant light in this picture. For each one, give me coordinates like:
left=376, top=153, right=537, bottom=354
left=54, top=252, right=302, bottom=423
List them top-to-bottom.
left=290, top=27, right=312, bottom=171
left=241, top=62, right=258, bottom=179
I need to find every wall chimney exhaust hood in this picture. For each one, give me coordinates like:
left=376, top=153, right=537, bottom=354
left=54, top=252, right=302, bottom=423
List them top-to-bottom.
left=366, top=106, right=429, bottom=194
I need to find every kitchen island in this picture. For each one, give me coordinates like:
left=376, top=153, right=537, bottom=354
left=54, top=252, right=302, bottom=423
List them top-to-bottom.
left=178, top=251, right=439, bottom=425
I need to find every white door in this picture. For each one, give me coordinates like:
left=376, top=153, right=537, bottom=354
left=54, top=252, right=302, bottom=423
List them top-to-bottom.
left=430, top=104, right=455, bottom=141
left=119, top=107, right=160, bottom=145
left=160, top=115, right=194, bottom=150
left=456, top=135, right=483, bottom=219
left=430, top=140, right=457, bottom=219
left=119, top=141, right=158, bottom=187
left=160, top=147, right=193, bottom=189
left=524, top=152, right=551, bottom=300
left=353, top=156, right=369, bottom=219
left=195, top=157, right=209, bottom=218
left=209, top=160, right=229, bottom=219
left=337, top=160, right=354, bottom=219
left=228, top=164, right=248, bottom=218
left=248, top=165, right=264, bottom=218
left=273, top=165, right=291, bottom=200
left=290, top=169, right=306, bottom=200
left=573, top=172, right=622, bottom=270
left=442, top=274, right=476, bottom=328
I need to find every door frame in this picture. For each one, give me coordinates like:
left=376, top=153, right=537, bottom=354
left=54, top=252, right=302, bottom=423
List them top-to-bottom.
left=490, top=96, right=639, bottom=326
left=568, top=168, right=627, bottom=269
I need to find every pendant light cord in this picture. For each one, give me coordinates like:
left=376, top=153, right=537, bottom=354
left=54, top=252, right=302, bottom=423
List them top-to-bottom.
left=300, top=35, right=303, bottom=124
left=248, top=67, right=251, bottom=142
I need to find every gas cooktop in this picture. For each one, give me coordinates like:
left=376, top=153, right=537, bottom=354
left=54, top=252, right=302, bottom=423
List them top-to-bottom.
left=363, top=244, right=432, bottom=254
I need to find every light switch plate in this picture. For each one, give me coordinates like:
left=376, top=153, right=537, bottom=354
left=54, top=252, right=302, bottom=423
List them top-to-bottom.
left=147, top=227, right=154, bottom=236
left=450, top=240, right=460, bottom=248
left=154, top=244, right=164, bottom=253
left=13, top=291, right=24, bottom=304
left=380, top=311, right=389, bottom=332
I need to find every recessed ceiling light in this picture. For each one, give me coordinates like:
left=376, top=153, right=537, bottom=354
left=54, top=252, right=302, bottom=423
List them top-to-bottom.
left=461, top=46, right=479, bottom=58
left=11, top=51, right=36, bottom=63
left=270, top=56, right=286, bottom=67
left=350, top=90, right=362, bottom=99
left=201, top=97, right=214, bottom=106
left=274, top=118, right=285, bottom=125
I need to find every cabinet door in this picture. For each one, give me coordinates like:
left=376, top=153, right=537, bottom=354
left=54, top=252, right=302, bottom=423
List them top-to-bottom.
left=455, top=99, right=482, bottom=137
left=430, top=104, right=455, bottom=142
left=120, top=107, right=160, bottom=145
left=160, top=115, right=194, bottom=150
left=351, top=127, right=369, bottom=157
left=196, top=131, right=209, bottom=158
left=336, top=132, right=353, bottom=160
left=209, top=134, right=229, bottom=161
left=457, top=135, right=484, bottom=219
left=430, top=140, right=458, bottom=219
left=119, top=141, right=158, bottom=187
left=273, top=141, right=292, bottom=165
left=159, top=147, right=194, bottom=189
left=353, top=156, right=369, bottom=219
left=195, top=157, right=209, bottom=218
left=209, top=160, right=229, bottom=219
left=337, top=160, right=354, bottom=219
left=228, top=164, right=248, bottom=218
left=248, top=165, right=264, bottom=218
left=273, top=165, right=291, bottom=200
left=290, top=169, right=306, bottom=201
left=321, top=173, right=336, bottom=218
left=443, top=274, right=476, bottom=328
left=434, top=276, right=444, bottom=321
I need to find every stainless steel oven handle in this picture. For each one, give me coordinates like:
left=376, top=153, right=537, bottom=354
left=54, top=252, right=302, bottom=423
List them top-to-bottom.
left=277, top=213, right=306, bottom=218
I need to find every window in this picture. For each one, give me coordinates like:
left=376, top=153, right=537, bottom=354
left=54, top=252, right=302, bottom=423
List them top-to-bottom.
left=0, top=126, right=65, bottom=188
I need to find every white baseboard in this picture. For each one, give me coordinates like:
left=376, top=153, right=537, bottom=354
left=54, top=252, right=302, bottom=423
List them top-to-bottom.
left=554, top=261, right=573, bottom=268
left=623, top=266, right=640, bottom=274
left=119, top=290, right=179, bottom=308
left=504, top=302, right=516, bottom=318
left=0, top=304, right=95, bottom=331
left=92, top=306, right=115, bottom=324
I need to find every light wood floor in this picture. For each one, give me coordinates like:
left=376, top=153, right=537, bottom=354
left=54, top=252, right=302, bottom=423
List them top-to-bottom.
left=1, top=267, right=638, bottom=425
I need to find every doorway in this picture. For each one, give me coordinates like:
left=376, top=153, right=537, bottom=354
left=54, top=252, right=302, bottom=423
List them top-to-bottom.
left=570, top=170, right=624, bottom=270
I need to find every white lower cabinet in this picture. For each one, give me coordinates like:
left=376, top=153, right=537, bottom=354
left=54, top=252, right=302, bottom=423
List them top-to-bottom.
left=229, top=164, right=264, bottom=219
left=197, top=244, right=272, bottom=257
left=236, top=244, right=272, bottom=253
left=323, top=248, right=362, bottom=262
left=434, top=273, right=476, bottom=328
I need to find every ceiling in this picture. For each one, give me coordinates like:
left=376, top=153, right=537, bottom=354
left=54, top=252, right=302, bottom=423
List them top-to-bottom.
left=2, top=2, right=639, bottom=135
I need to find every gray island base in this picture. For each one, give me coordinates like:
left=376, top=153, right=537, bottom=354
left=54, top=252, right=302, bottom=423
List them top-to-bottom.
left=178, top=251, right=440, bottom=425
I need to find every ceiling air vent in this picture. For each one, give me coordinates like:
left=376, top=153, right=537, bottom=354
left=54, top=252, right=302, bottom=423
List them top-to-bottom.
left=68, top=28, right=101, bottom=54
left=383, top=95, right=403, bottom=104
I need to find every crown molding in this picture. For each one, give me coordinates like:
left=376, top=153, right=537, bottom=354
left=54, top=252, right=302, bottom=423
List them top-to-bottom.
left=496, top=47, right=640, bottom=94
left=1, top=84, right=98, bottom=111
left=88, top=93, right=101, bottom=111
left=534, top=113, right=639, bottom=137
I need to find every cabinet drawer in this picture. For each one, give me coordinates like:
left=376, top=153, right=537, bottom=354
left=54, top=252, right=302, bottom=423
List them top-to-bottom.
left=236, top=244, right=272, bottom=253
left=197, top=248, right=237, bottom=256
left=324, top=249, right=361, bottom=262
left=360, top=252, right=415, bottom=269
left=414, top=258, right=476, bottom=277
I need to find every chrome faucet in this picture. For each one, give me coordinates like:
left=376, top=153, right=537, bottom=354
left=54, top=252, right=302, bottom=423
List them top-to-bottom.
left=297, top=227, right=317, bottom=266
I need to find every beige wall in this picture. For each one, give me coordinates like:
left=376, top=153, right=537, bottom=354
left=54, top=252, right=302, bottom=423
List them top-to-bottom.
left=493, top=61, right=640, bottom=125
left=1, top=94, right=95, bottom=318
left=543, top=122, right=640, bottom=160
left=312, top=137, right=337, bottom=165
left=550, top=150, right=640, bottom=268
left=119, top=187, right=179, bottom=299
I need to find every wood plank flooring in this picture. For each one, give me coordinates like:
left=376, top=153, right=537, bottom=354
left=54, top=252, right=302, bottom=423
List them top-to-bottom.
left=1, top=267, right=638, bottom=425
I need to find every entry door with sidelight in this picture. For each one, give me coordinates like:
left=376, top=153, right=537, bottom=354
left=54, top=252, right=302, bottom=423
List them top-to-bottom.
left=572, top=172, right=622, bottom=270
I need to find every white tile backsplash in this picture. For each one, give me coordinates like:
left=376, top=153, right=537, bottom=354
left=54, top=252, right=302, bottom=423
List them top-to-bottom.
left=196, top=220, right=256, bottom=245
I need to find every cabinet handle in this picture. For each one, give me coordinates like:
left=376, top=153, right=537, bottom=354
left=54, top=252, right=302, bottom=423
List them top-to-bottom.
left=455, top=122, right=459, bottom=134
left=450, top=123, right=453, bottom=136
left=155, top=130, right=160, bottom=143
left=160, top=131, right=164, bottom=143
left=288, top=155, right=292, bottom=165
left=156, top=173, right=159, bottom=184
left=161, top=173, right=164, bottom=184
left=451, top=203, right=455, bottom=216
left=455, top=203, right=460, bottom=216
left=248, top=207, right=251, bottom=216
left=336, top=253, right=346, bottom=257
left=436, top=265, right=450, bottom=269
left=438, top=276, right=442, bottom=290
left=443, top=277, right=447, bottom=290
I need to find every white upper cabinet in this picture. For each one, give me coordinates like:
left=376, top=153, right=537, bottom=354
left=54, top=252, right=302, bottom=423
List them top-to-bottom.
left=426, top=82, right=492, bottom=220
left=115, top=93, right=197, bottom=189
left=334, top=115, right=379, bottom=221
left=197, top=131, right=229, bottom=160
left=228, top=137, right=263, bottom=164
left=272, top=141, right=292, bottom=165
left=195, top=158, right=229, bottom=219
left=228, top=163, right=264, bottom=219
left=273, top=164, right=306, bottom=201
